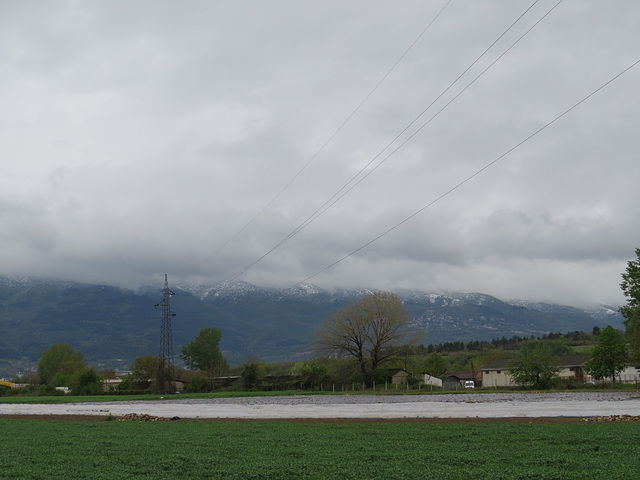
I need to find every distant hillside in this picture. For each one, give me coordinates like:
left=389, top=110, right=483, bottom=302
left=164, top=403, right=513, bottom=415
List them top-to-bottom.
left=0, top=276, right=624, bottom=377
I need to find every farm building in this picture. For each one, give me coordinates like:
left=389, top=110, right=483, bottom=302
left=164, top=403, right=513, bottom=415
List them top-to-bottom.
left=482, top=354, right=594, bottom=387
left=388, top=368, right=409, bottom=385
left=442, top=371, right=481, bottom=390
left=421, top=373, right=443, bottom=387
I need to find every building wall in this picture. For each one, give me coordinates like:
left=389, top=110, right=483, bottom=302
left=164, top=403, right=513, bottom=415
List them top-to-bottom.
left=585, top=365, right=640, bottom=383
left=618, top=365, right=640, bottom=383
left=482, top=370, right=513, bottom=388
left=391, top=371, right=408, bottom=384
left=421, top=374, right=442, bottom=387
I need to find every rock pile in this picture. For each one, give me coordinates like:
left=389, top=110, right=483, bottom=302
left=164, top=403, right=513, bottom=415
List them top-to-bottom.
left=114, top=413, right=180, bottom=422
left=581, top=415, right=640, bottom=423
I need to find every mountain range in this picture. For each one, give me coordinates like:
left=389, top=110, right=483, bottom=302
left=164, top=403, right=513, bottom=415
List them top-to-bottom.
left=0, top=276, right=624, bottom=377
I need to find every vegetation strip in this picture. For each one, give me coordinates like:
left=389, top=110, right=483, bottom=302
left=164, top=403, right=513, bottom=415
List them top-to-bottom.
left=1, top=418, right=639, bottom=479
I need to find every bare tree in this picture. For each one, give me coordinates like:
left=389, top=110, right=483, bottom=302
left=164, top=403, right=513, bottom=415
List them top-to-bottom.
left=317, top=292, right=411, bottom=378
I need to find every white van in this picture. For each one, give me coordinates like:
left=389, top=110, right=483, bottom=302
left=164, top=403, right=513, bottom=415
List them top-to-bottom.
left=464, top=380, right=475, bottom=389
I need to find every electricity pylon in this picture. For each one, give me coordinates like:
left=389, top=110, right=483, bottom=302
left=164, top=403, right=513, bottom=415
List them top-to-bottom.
left=155, top=274, right=176, bottom=394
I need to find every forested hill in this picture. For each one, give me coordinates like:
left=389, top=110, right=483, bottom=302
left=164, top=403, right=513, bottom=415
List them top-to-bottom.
left=0, top=277, right=623, bottom=376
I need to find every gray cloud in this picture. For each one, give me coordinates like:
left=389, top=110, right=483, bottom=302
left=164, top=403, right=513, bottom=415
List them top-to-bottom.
left=1, top=1, right=639, bottom=305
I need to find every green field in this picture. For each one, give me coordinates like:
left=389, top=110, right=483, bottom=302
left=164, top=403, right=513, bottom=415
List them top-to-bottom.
left=1, top=419, right=638, bottom=479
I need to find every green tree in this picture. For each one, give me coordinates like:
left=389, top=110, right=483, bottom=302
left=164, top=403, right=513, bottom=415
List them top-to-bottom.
left=620, top=248, right=640, bottom=366
left=317, top=292, right=411, bottom=380
left=585, top=326, right=628, bottom=382
left=180, top=328, right=228, bottom=375
left=545, top=339, right=572, bottom=356
left=507, top=340, right=560, bottom=389
left=37, top=343, right=85, bottom=385
left=422, top=352, right=448, bottom=377
left=131, top=355, right=160, bottom=391
left=292, top=360, right=329, bottom=389
left=241, top=363, right=263, bottom=389
left=70, top=368, right=103, bottom=395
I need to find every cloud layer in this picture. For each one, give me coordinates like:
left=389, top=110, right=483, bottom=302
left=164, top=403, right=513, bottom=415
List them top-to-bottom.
left=2, top=1, right=639, bottom=305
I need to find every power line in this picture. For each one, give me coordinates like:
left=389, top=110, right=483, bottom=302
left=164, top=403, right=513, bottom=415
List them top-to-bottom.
left=179, top=0, right=454, bottom=275
left=223, top=0, right=548, bottom=282
left=312, top=0, right=564, bottom=218
left=294, top=57, right=640, bottom=286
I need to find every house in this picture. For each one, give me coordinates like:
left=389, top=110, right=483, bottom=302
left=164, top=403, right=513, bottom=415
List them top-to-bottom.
left=482, top=354, right=591, bottom=387
left=556, top=354, right=590, bottom=381
left=481, top=358, right=513, bottom=388
left=615, top=364, right=640, bottom=383
left=388, top=368, right=409, bottom=385
left=442, top=371, right=481, bottom=390
left=421, top=373, right=443, bottom=387
left=102, top=378, right=123, bottom=391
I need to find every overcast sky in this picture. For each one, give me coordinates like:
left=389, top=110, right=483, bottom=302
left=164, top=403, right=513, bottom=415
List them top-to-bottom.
left=2, top=1, right=639, bottom=306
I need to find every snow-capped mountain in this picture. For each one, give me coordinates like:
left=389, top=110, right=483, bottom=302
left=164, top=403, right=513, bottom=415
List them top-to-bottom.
left=0, top=276, right=625, bottom=377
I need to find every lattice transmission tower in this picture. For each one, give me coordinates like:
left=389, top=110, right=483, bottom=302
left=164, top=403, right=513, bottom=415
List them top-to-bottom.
left=155, top=274, right=176, bottom=394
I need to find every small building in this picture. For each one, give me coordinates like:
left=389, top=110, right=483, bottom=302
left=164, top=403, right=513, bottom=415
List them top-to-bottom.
left=482, top=354, right=591, bottom=387
left=557, top=354, right=590, bottom=381
left=481, top=358, right=513, bottom=388
left=616, top=365, right=640, bottom=383
left=388, top=368, right=409, bottom=385
left=442, top=371, right=480, bottom=390
left=421, top=373, right=443, bottom=388
left=102, top=378, right=123, bottom=391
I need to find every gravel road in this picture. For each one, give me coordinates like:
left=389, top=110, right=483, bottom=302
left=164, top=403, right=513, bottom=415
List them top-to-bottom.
left=2, top=391, right=640, bottom=420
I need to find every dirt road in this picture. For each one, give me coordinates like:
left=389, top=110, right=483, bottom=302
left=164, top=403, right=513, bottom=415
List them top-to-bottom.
left=2, top=391, right=639, bottom=421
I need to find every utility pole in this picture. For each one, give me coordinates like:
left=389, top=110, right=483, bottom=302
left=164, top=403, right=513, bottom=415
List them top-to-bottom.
left=155, top=274, right=176, bottom=394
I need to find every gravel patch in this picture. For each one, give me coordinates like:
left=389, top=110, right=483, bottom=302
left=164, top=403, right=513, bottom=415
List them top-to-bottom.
left=2, top=391, right=640, bottom=419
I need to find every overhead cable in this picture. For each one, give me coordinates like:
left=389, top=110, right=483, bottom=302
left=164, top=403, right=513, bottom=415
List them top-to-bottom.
left=180, top=0, right=453, bottom=275
left=223, top=0, right=548, bottom=282
left=293, top=57, right=640, bottom=286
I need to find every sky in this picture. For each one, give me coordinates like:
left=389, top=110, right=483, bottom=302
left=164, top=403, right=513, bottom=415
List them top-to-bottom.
left=1, top=0, right=639, bottom=306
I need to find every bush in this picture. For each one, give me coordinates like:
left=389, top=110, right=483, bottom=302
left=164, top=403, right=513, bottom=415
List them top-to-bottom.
left=241, top=363, right=263, bottom=389
left=71, top=368, right=103, bottom=396
left=182, top=376, right=214, bottom=393
left=37, top=385, right=65, bottom=396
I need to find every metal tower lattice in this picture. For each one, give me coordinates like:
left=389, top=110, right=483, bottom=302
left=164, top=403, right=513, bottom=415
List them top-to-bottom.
left=155, top=274, right=176, bottom=394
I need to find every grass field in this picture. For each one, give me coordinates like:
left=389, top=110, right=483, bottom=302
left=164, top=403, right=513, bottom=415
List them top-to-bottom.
left=1, top=418, right=639, bottom=479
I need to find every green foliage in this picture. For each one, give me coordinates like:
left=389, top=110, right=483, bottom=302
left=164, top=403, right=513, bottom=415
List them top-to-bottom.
left=620, top=248, right=640, bottom=366
left=620, top=248, right=640, bottom=321
left=586, top=326, right=628, bottom=382
left=180, top=328, right=228, bottom=374
left=544, top=339, right=572, bottom=356
left=507, top=340, right=560, bottom=389
left=37, top=342, right=85, bottom=385
left=422, top=352, right=448, bottom=377
left=131, top=355, right=160, bottom=391
left=323, top=357, right=363, bottom=385
left=291, top=360, right=329, bottom=388
left=241, top=362, right=263, bottom=389
left=70, top=368, right=103, bottom=396
left=182, top=375, right=214, bottom=393
left=37, top=384, right=66, bottom=396
left=1, top=419, right=640, bottom=479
